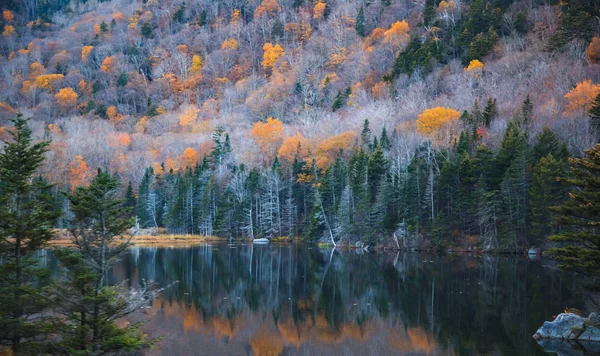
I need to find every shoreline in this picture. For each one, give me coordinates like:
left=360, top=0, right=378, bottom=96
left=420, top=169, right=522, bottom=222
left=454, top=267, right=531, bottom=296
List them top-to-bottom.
left=48, top=235, right=534, bottom=255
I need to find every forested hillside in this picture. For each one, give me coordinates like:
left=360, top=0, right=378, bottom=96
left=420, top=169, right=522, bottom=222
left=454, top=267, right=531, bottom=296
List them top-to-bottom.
left=0, top=0, right=599, bottom=248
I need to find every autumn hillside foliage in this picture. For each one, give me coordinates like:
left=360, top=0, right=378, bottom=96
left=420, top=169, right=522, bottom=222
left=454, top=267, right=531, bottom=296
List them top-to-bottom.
left=0, top=0, right=599, bottom=247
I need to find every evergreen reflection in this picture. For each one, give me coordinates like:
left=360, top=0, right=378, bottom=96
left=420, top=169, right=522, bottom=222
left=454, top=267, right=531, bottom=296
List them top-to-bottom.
left=94, top=245, right=584, bottom=355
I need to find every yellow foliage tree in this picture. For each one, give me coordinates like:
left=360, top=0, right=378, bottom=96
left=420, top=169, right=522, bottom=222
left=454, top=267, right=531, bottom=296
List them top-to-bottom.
left=255, top=0, right=281, bottom=17
left=313, top=2, right=327, bottom=19
left=3, top=10, right=14, bottom=22
left=384, top=21, right=410, bottom=49
left=2, top=24, right=15, bottom=37
left=587, top=37, right=600, bottom=64
left=221, top=38, right=238, bottom=50
left=262, top=43, right=285, bottom=70
left=81, top=45, right=94, bottom=64
left=191, top=54, right=203, bottom=73
left=100, top=55, right=116, bottom=73
left=465, top=59, right=484, bottom=72
left=35, top=74, right=64, bottom=90
left=564, top=79, right=600, bottom=114
left=55, top=87, right=78, bottom=107
left=107, top=105, right=119, bottom=120
left=180, top=105, right=199, bottom=127
left=416, top=107, right=461, bottom=146
left=251, top=117, right=284, bottom=158
left=279, top=132, right=310, bottom=163
left=68, top=155, right=91, bottom=188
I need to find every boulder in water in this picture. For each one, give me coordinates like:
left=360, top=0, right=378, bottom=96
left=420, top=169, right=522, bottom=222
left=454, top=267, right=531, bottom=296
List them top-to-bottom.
left=533, top=313, right=600, bottom=342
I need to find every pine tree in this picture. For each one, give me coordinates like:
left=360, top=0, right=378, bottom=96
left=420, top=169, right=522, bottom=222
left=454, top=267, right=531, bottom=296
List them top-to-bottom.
left=423, top=0, right=435, bottom=26
left=355, top=6, right=365, bottom=37
left=100, top=20, right=109, bottom=33
left=141, top=22, right=153, bottom=39
left=332, top=91, right=344, bottom=112
left=590, top=92, right=600, bottom=142
left=482, top=97, right=498, bottom=128
left=0, top=114, right=60, bottom=353
left=361, top=119, right=371, bottom=149
left=532, top=127, right=568, bottom=164
left=547, top=143, right=600, bottom=277
left=528, top=154, right=567, bottom=244
left=54, top=170, right=153, bottom=354
left=124, top=181, right=137, bottom=219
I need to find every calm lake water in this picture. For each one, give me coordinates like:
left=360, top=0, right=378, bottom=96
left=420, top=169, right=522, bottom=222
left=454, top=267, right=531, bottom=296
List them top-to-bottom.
left=46, top=244, right=588, bottom=355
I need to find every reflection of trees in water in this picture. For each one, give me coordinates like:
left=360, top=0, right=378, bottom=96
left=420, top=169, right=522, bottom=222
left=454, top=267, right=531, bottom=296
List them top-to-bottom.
left=97, top=245, right=584, bottom=355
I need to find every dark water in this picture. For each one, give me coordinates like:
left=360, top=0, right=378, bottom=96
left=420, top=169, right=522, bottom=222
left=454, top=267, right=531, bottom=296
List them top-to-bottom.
left=48, top=244, right=588, bottom=355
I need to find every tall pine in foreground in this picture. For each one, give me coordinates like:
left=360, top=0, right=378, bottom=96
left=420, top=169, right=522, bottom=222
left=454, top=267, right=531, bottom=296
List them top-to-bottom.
left=0, top=114, right=60, bottom=353
left=547, top=143, right=600, bottom=277
left=53, top=170, right=157, bottom=354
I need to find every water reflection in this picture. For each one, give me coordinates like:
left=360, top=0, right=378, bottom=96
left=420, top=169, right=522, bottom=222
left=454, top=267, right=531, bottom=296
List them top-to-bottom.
left=98, top=244, right=583, bottom=355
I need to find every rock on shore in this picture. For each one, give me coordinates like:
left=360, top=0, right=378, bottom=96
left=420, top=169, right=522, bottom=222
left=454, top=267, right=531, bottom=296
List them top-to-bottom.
left=533, top=313, right=600, bottom=342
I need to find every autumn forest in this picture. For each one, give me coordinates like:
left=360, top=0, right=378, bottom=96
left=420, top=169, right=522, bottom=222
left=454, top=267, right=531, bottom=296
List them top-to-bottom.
left=1, top=0, right=600, bottom=247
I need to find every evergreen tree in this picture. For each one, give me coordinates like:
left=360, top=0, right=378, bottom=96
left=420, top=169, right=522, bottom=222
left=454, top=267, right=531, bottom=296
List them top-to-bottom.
left=423, top=0, right=435, bottom=26
left=173, top=2, right=186, bottom=23
left=355, top=6, right=365, bottom=37
left=271, top=20, right=284, bottom=41
left=141, top=22, right=153, bottom=39
left=332, top=91, right=344, bottom=112
left=590, top=92, right=600, bottom=142
left=482, top=97, right=498, bottom=128
left=0, top=114, right=60, bottom=353
left=361, top=119, right=371, bottom=149
left=532, top=127, right=568, bottom=164
left=547, top=143, right=600, bottom=277
left=529, top=154, right=567, bottom=244
left=54, top=170, right=154, bottom=354
left=124, top=181, right=137, bottom=220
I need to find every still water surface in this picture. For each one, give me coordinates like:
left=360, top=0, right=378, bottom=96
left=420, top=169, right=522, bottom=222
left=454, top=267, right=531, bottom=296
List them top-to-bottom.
left=50, top=244, right=587, bottom=355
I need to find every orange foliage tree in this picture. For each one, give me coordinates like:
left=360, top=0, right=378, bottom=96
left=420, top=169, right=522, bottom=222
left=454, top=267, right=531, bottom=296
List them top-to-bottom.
left=255, top=0, right=281, bottom=17
left=313, top=2, right=327, bottom=19
left=3, top=10, right=14, bottom=22
left=384, top=21, right=410, bottom=49
left=2, top=24, right=15, bottom=37
left=587, top=37, right=600, bottom=64
left=221, top=38, right=238, bottom=50
left=262, top=43, right=285, bottom=71
left=81, top=45, right=94, bottom=64
left=191, top=54, right=203, bottom=73
left=100, top=55, right=116, bottom=73
left=465, top=59, right=484, bottom=72
left=29, top=62, right=46, bottom=77
left=36, top=74, right=64, bottom=90
left=564, top=79, right=600, bottom=115
left=55, top=87, right=78, bottom=107
left=179, top=105, right=199, bottom=127
left=416, top=107, right=461, bottom=146
left=251, top=117, right=284, bottom=159
left=315, top=131, right=357, bottom=168
left=278, top=132, right=310, bottom=163
left=180, top=147, right=199, bottom=167
left=68, top=155, right=91, bottom=188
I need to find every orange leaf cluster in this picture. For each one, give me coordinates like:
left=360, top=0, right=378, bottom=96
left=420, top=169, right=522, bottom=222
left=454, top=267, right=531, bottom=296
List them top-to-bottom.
left=255, top=0, right=281, bottom=17
left=438, top=0, right=457, bottom=12
left=313, top=2, right=327, bottom=19
left=231, top=9, right=241, bottom=24
left=3, top=10, right=14, bottom=22
left=383, top=21, right=410, bottom=49
left=284, top=22, right=312, bottom=43
left=3, top=24, right=15, bottom=37
left=587, top=37, right=600, bottom=64
left=221, top=38, right=238, bottom=50
left=262, top=43, right=285, bottom=70
left=81, top=45, right=94, bottom=64
left=327, top=47, right=348, bottom=67
left=100, top=55, right=116, bottom=73
left=191, top=55, right=203, bottom=73
left=465, top=59, right=484, bottom=72
left=29, top=62, right=46, bottom=78
left=35, top=74, right=64, bottom=90
left=564, top=79, right=600, bottom=114
left=55, top=87, right=78, bottom=107
left=107, top=105, right=119, bottom=120
left=179, top=105, right=199, bottom=127
left=416, top=107, right=461, bottom=135
left=251, top=117, right=284, bottom=157
left=316, top=131, right=357, bottom=168
left=109, top=132, right=131, bottom=147
left=278, top=132, right=310, bottom=163
left=180, top=147, right=199, bottom=167
left=68, top=155, right=91, bottom=188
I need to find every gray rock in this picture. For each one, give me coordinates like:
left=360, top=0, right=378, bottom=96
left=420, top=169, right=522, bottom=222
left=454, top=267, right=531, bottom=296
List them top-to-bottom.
left=534, top=313, right=600, bottom=342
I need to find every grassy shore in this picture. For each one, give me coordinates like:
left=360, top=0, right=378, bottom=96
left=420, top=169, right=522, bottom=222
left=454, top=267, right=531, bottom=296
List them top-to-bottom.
left=48, top=234, right=226, bottom=247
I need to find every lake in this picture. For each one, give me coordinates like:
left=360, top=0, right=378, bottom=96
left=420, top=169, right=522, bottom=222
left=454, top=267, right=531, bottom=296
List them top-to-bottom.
left=44, top=244, right=587, bottom=355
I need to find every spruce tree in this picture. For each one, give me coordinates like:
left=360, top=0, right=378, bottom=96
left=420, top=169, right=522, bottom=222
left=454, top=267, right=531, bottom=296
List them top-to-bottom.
left=423, top=0, right=435, bottom=26
left=355, top=6, right=365, bottom=37
left=590, top=92, right=600, bottom=142
left=482, top=97, right=498, bottom=128
left=0, top=114, right=60, bottom=353
left=547, top=143, right=600, bottom=277
left=54, top=170, right=153, bottom=354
